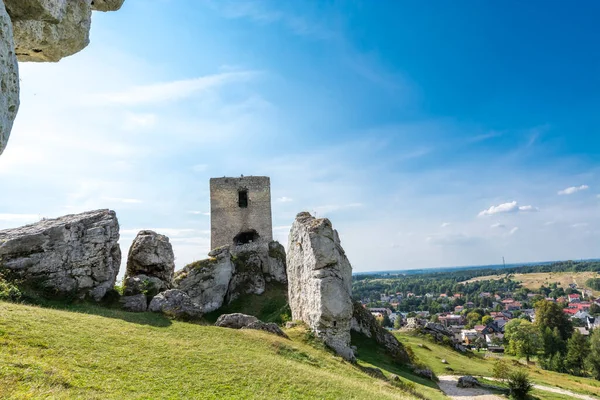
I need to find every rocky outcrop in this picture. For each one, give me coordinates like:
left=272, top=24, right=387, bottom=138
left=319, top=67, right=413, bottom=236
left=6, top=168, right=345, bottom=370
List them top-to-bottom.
left=0, top=0, right=19, bottom=156
left=0, top=0, right=124, bottom=156
left=4, top=0, right=123, bottom=62
left=91, top=0, right=124, bottom=12
left=0, top=209, right=121, bottom=301
left=287, top=212, right=354, bottom=361
left=126, top=230, right=175, bottom=283
left=171, top=240, right=286, bottom=315
left=174, top=246, right=234, bottom=313
left=148, top=289, right=202, bottom=320
left=120, top=293, right=147, bottom=312
left=351, top=301, right=411, bottom=364
left=215, top=313, right=259, bottom=329
left=216, top=313, right=288, bottom=338
left=457, top=376, right=480, bottom=388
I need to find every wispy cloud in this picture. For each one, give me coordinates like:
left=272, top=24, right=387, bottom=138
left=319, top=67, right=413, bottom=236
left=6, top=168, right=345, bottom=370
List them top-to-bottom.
left=93, top=71, right=258, bottom=106
left=468, top=131, right=503, bottom=143
left=558, top=185, right=589, bottom=195
left=277, top=196, right=293, bottom=203
left=102, top=197, right=143, bottom=204
left=478, top=201, right=539, bottom=217
left=313, top=202, right=363, bottom=216
left=188, top=211, right=210, bottom=216
left=0, top=214, right=41, bottom=223
left=441, top=222, right=451, bottom=228
left=491, top=222, right=506, bottom=229
left=571, top=223, right=589, bottom=228
left=509, top=227, right=520, bottom=235
left=121, top=228, right=207, bottom=237
left=426, top=233, right=480, bottom=246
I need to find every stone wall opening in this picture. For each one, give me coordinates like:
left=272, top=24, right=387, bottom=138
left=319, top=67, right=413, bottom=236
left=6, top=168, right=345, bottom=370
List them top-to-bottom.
left=238, top=190, right=248, bottom=208
left=234, top=229, right=259, bottom=245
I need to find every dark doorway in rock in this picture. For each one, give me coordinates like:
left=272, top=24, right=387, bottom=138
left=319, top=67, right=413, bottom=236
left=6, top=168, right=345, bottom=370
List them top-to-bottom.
left=238, top=189, right=248, bottom=208
left=234, top=230, right=259, bottom=245
left=333, top=321, right=337, bottom=327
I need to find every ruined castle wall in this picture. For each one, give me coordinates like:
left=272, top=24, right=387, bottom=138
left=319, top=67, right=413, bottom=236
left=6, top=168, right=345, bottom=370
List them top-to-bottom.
left=210, top=176, right=273, bottom=250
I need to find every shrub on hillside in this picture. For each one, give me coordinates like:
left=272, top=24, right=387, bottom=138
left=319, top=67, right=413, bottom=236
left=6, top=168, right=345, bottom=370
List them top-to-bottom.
left=0, top=274, right=21, bottom=301
left=492, top=359, right=511, bottom=382
left=507, top=369, right=533, bottom=400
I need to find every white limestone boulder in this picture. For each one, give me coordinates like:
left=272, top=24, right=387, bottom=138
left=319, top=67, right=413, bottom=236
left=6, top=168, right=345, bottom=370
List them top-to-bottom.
left=0, top=0, right=19, bottom=156
left=286, top=212, right=355, bottom=361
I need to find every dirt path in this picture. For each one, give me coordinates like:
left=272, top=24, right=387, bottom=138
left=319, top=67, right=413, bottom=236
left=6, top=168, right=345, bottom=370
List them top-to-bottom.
left=437, top=376, right=503, bottom=400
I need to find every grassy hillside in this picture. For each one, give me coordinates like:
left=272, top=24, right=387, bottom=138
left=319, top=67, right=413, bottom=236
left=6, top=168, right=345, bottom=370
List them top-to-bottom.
left=0, top=301, right=436, bottom=400
left=396, top=332, right=600, bottom=398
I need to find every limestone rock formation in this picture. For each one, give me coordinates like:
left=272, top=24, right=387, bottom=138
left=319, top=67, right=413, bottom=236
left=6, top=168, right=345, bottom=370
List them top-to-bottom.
left=0, top=0, right=19, bottom=156
left=7, top=0, right=92, bottom=62
left=91, top=0, right=124, bottom=12
left=0, top=209, right=121, bottom=301
left=286, top=212, right=354, bottom=361
left=122, top=230, right=174, bottom=302
left=172, top=240, right=287, bottom=315
left=174, top=246, right=234, bottom=313
left=148, top=289, right=202, bottom=319
left=120, top=293, right=147, bottom=312
left=351, top=301, right=411, bottom=364
left=215, top=313, right=259, bottom=329
left=216, top=313, right=288, bottom=338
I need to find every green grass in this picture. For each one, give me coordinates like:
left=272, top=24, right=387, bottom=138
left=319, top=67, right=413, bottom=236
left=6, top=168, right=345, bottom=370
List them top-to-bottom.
left=202, top=282, right=290, bottom=323
left=0, top=301, right=423, bottom=399
left=395, top=331, right=600, bottom=398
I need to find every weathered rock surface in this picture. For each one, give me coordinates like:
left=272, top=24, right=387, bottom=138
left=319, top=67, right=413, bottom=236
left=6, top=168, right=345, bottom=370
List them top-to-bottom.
left=0, top=0, right=19, bottom=156
left=8, top=0, right=92, bottom=62
left=91, top=0, right=124, bottom=12
left=0, top=209, right=121, bottom=301
left=287, top=212, right=354, bottom=361
left=123, top=230, right=174, bottom=302
left=172, top=240, right=286, bottom=314
left=174, top=247, right=234, bottom=313
left=123, top=274, right=168, bottom=298
left=148, top=289, right=202, bottom=319
left=120, top=293, right=147, bottom=312
left=351, top=301, right=411, bottom=364
left=215, top=313, right=258, bottom=329
left=216, top=313, right=288, bottom=338
left=241, top=321, right=288, bottom=338
left=359, top=366, right=387, bottom=381
left=414, top=368, right=436, bottom=381
left=457, top=376, right=479, bottom=388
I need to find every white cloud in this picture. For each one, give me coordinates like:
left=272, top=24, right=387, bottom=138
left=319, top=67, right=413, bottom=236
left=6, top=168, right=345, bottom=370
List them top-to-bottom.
left=92, top=71, right=257, bottom=106
left=123, top=113, right=157, bottom=130
left=558, top=185, right=589, bottom=195
left=277, top=196, right=293, bottom=203
left=102, top=197, right=143, bottom=204
left=478, top=201, right=539, bottom=217
left=313, top=203, right=363, bottom=215
left=188, top=211, right=210, bottom=216
left=0, top=214, right=40, bottom=223
left=441, top=222, right=451, bottom=228
left=491, top=223, right=506, bottom=229
left=571, top=223, right=589, bottom=228
left=509, top=227, right=520, bottom=235
left=426, top=233, right=480, bottom=246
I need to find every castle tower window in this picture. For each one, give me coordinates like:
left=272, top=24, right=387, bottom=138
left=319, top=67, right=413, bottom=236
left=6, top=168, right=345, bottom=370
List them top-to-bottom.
left=238, top=190, right=248, bottom=208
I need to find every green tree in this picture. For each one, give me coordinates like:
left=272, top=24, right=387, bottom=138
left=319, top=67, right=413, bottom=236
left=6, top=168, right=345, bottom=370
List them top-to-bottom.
left=534, top=300, right=573, bottom=341
left=590, top=303, right=600, bottom=316
left=381, top=313, right=392, bottom=328
left=482, top=315, right=493, bottom=325
left=394, top=316, right=402, bottom=329
left=505, top=319, right=541, bottom=362
left=541, top=326, right=566, bottom=357
left=587, top=328, right=600, bottom=380
left=566, top=330, right=590, bottom=376
left=492, top=359, right=511, bottom=382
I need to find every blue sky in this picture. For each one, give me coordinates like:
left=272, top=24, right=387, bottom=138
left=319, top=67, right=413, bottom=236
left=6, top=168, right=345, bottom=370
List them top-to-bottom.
left=1, top=0, right=599, bottom=274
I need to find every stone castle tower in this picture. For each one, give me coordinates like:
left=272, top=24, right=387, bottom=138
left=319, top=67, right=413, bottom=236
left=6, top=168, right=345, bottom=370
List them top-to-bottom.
left=210, top=176, right=273, bottom=250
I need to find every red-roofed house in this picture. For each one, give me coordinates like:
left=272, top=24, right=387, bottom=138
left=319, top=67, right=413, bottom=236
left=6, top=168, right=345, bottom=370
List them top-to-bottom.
left=569, top=294, right=581, bottom=303
left=563, top=308, right=578, bottom=316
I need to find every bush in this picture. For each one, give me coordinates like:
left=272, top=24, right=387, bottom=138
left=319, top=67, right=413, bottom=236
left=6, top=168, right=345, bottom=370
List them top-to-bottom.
left=0, top=274, right=21, bottom=301
left=492, top=359, right=511, bottom=382
left=507, top=369, right=533, bottom=400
